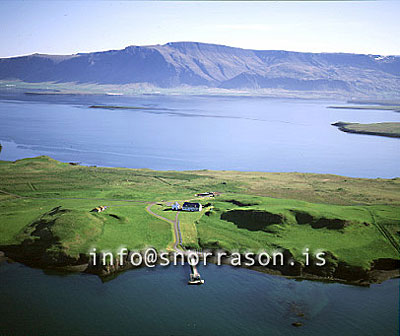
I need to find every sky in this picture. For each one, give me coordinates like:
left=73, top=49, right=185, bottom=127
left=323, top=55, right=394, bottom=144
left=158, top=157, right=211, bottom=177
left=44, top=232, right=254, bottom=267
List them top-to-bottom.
left=1, top=1, right=399, bottom=58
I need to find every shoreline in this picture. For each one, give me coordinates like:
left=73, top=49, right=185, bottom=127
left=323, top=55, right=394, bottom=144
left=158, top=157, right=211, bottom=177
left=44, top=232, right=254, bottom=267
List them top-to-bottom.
left=0, top=81, right=367, bottom=101
left=328, top=105, right=400, bottom=112
left=1, top=249, right=398, bottom=287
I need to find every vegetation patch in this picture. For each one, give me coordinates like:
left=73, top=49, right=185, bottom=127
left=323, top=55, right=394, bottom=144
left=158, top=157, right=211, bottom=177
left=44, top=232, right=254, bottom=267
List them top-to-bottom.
left=224, top=199, right=259, bottom=207
left=9, top=206, right=103, bottom=265
left=221, top=209, right=285, bottom=232
left=291, top=210, right=349, bottom=230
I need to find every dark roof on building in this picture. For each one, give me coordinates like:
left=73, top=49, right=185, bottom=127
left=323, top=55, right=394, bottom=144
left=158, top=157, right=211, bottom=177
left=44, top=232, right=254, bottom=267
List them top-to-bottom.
left=183, top=202, right=201, bottom=208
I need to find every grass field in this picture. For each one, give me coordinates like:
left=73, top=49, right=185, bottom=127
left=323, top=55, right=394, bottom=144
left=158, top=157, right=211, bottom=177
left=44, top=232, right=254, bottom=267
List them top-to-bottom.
left=0, top=156, right=399, bottom=273
left=196, top=194, right=399, bottom=268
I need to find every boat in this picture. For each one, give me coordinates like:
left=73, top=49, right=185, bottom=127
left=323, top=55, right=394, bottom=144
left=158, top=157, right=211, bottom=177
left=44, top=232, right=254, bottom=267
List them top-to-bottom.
left=188, top=273, right=204, bottom=285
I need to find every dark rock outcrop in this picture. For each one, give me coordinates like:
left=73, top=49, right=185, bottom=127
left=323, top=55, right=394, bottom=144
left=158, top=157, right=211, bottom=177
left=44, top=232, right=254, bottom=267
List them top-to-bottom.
left=371, top=258, right=400, bottom=271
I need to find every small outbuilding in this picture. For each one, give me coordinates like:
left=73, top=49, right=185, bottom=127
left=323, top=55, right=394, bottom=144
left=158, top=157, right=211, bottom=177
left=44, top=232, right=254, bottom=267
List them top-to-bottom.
left=91, top=206, right=107, bottom=213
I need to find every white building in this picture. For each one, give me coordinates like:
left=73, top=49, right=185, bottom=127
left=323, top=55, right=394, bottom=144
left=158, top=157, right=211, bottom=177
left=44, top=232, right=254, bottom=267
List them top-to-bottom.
left=172, top=202, right=180, bottom=211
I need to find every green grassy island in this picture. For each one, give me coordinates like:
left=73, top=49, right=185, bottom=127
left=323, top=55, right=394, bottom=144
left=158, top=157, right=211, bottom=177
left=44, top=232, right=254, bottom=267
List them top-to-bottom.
left=332, top=122, right=400, bottom=138
left=0, top=156, right=399, bottom=284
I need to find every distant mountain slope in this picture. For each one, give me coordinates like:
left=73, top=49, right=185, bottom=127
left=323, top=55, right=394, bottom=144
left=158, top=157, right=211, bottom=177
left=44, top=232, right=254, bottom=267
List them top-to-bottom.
left=0, top=42, right=399, bottom=96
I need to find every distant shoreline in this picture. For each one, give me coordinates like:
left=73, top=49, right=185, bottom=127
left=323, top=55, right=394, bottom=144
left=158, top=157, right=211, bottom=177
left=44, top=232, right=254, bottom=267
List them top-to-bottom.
left=0, top=80, right=383, bottom=101
left=328, top=105, right=400, bottom=112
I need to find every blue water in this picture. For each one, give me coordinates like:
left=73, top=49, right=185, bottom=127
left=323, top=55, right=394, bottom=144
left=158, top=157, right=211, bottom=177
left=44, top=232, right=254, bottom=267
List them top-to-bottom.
left=0, top=94, right=399, bottom=178
left=0, top=262, right=398, bottom=336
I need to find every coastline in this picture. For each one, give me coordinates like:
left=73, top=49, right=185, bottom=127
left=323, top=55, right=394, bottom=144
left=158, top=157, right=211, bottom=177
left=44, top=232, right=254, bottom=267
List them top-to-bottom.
left=329, top=105, right=400, bottom=112
left=1, top=248, right=399, bottom=287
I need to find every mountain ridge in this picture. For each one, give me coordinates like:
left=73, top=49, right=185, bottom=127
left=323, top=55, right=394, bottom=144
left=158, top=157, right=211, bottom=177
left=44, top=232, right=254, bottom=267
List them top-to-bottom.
left=1, top=42, right=399, bottom=98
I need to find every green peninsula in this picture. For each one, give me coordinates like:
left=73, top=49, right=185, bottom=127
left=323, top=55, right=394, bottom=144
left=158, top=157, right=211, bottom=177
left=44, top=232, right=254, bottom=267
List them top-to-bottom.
left=332, top=121, right=400, bottom=138
left=0, top=156, right=399, bottom=284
